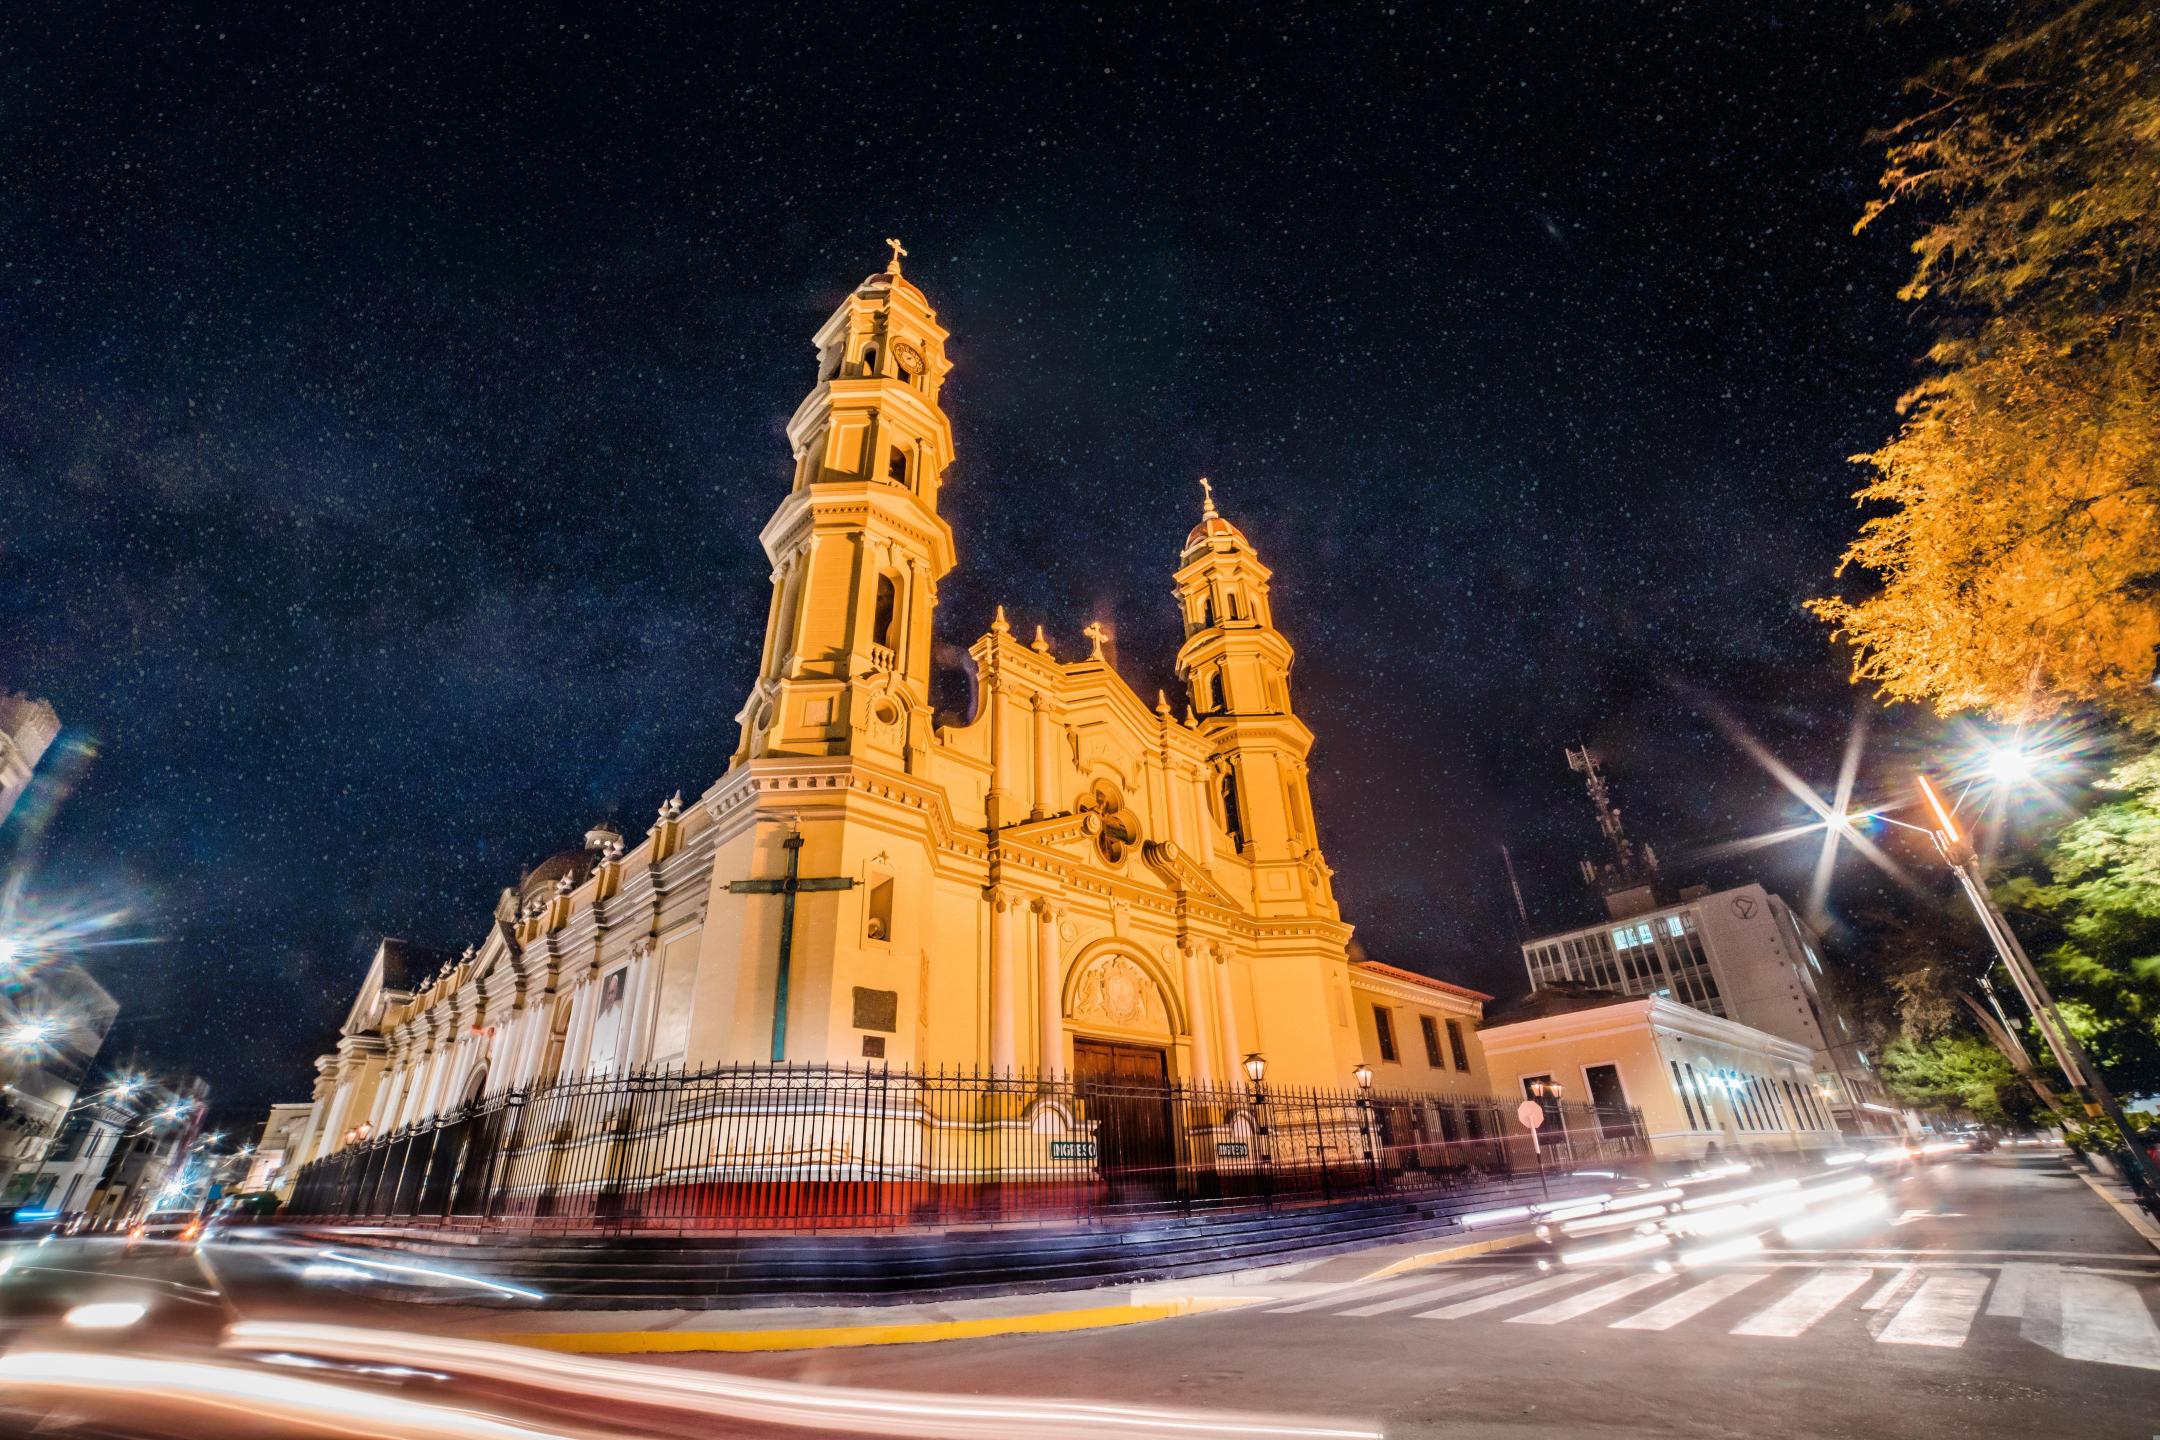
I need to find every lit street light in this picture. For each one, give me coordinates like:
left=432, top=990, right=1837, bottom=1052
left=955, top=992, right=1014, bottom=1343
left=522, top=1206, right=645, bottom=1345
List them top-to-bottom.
left=1912, top=760, right=2160, bottom=1203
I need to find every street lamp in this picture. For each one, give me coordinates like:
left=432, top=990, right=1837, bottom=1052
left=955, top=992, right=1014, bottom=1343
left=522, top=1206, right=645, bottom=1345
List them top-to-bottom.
left=1914, top=765, right=2160, bottom=1202
left=1242, top=1053, right=1272, bottom=1210
left=1352, top=1064, right=1378, bottom=1191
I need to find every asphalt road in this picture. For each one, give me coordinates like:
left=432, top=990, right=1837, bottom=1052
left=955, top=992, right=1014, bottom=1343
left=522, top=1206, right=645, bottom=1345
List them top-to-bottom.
left=685, top=1152, right=2160, bottom=1440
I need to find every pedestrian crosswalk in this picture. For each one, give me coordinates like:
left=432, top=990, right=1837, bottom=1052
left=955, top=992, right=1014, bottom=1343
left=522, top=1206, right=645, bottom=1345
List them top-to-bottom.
left=1253, top=1260, right=2160, bottom=1372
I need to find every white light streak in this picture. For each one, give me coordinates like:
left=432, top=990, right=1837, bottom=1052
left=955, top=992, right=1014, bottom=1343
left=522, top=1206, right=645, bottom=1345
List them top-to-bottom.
left=1678, top=1234, right=1763, bottom=1268
left=62, top=1301, right=147, bottom=1330
left=223, top=1321, right=1384, bottom=1440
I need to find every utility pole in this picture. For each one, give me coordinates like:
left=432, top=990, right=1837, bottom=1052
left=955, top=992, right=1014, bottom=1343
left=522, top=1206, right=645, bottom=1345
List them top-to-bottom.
left=1918, top=775, right=2160, bottom=1205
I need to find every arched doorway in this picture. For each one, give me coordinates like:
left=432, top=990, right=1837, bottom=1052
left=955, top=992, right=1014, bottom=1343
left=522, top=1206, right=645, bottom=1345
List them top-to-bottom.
left=1062, top=949, right=1185, bottom=1205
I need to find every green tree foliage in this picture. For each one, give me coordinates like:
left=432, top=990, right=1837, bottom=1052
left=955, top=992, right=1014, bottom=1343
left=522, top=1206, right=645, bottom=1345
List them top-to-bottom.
left=1812, top=0, right=2160, bottom=729
left=1998, top=749, right=2160, bottom=1093
left=1881, top=1032, right=2028, bottom=1125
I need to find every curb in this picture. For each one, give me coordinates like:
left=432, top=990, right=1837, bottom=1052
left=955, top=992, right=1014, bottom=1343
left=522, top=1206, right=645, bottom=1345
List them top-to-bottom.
left=2068, top=1165, right=2160, bottom=1256
left=1359, top=1228, right=1543, bottom=1281
left=492, top=1296, right=1255, bottom=1355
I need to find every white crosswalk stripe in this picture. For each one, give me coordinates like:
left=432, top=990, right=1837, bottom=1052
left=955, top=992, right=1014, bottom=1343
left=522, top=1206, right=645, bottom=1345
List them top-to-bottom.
left=1253, top=1259, right=2160, bottom=1371
left=1728, top=1268, right=1874, bottom=1338
left=1608, top=1270, right=1769, bottom=1331
left=1877, top=1271, right=1989, bottom=1348
left=1416, top=1272, right=1591, bottom=1320
left=1507, top=1272, right=1671, bottom=1325
left=2055, top=1272, right=2160, bottom=1372
left=1338, top=1274, right=1515, bottom=1317
left=1266, top=1278, right=1425, bottom=1314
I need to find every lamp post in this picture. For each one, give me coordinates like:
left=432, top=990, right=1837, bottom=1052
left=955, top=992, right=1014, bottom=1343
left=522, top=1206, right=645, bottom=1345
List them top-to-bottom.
left=1912, top=770, right=2160, bottom=1203
left=1242, top=1052, right=1271, bottom=1210
left=1352, top=1063, right=1378, bottom=1192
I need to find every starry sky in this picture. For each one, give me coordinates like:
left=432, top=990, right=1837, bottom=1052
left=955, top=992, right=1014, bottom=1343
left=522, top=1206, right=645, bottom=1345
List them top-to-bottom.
left=0, top=2, right=2000, bottom=1117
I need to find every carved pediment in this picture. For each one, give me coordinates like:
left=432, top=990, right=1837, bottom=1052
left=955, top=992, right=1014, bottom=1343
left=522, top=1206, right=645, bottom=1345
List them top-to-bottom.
left=1069, top=953, right=1170, bottom=1034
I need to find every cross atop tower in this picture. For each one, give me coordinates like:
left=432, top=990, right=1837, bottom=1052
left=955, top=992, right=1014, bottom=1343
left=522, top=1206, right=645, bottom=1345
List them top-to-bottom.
left=884, top=237, right=908, bottom=274
left=1198, top=475, right=1218, bottom=519
left=1083, top=621, right=1109, bottom=658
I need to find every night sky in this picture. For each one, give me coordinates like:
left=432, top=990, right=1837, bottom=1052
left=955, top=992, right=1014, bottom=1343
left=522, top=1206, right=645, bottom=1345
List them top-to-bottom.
left=1, top=3, right=1995, bottom=1118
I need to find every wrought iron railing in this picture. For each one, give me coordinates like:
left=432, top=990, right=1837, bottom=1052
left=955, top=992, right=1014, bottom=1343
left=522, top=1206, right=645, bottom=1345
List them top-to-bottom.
left=284, top=1062, right=1645, bottom=1231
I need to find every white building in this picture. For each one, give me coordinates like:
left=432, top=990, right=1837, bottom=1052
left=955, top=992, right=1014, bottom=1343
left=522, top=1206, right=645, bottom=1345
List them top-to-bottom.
left=1519, top=882, right=1891, bottom=1135
left=1480, top=989, right=1842, bottom=1161
left=240, top=1102, right=316, bottom=1195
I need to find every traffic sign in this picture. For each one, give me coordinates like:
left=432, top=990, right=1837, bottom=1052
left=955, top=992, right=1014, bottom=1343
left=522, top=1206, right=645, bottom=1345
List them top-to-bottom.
left=1516, top=1099, right=1548, bottom=1131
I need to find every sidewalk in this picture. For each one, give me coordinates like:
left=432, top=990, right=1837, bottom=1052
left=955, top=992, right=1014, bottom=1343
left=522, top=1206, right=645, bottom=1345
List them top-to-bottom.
left=2069, top=1162, right=2160, bottom=1255
left=458, top=1223, right=1545, bottom=1355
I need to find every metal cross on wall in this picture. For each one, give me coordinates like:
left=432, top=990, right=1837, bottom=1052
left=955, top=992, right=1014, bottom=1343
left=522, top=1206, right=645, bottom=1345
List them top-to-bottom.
left=728, top=832, right=859, bottom=1061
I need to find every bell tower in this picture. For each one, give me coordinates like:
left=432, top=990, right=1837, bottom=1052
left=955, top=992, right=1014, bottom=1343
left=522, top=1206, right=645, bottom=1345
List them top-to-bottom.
left=735, top=242, right=958, bottom=771
left=1173, top=481, right=1336, bottom=918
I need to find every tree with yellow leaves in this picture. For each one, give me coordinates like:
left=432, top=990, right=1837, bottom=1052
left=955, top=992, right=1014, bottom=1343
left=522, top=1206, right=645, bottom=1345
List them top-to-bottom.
left=1812, top=0, right=2160, bottom=730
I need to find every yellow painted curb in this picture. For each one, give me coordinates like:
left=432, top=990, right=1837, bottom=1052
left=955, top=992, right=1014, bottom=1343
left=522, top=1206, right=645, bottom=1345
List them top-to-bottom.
left=1361, top=1229, right=1542, bottom=1281
left=494, top=1296, right=1255, bottom=1355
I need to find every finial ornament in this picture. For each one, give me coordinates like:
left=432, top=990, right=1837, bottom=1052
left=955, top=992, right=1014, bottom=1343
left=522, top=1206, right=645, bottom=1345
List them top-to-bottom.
left=884, top=237, right=908, bottom=274
left=1198, top=475, right=1218, bottom=520
left=991, top=604, right=1011, bottom=636
left=1083, top=621, right=1108, bottom=658
left=1031, top=624, right=1051, bottom=655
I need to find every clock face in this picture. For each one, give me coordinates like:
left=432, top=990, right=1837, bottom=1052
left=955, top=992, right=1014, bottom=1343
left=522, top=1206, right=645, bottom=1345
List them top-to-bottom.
left=892, top=340, right=927, bottom=374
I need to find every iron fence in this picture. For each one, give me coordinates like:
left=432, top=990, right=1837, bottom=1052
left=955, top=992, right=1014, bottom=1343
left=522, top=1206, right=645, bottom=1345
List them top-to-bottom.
left=285, top=1062, right=1645, bottom=1231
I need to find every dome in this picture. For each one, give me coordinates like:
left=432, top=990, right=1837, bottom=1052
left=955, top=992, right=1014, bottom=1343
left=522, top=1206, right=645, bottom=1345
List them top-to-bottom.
left=858, top=270, right=927, bottom=305
left=1184, top=513, right=1249, bottom=550
left=520, top=849, right=593, bottom=905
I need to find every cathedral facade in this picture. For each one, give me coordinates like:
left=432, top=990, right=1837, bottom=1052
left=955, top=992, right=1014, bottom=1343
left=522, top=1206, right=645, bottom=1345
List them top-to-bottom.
left=299, top=251, right=1489, bottom=1167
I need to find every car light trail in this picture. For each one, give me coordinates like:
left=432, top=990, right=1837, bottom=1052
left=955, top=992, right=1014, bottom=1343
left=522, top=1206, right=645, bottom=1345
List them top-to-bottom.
left=1678, top=1179, right=1799, bottom=1212
left=1779, top=1194, right=1891, bottom=1242
left=1560, top=1233, right=1671, bottom=1266
left=1678, top=1234, right=1762, bottom=1268
left=313, top=1249, right=546, bottom=1302
left=224, top=1321, right=1384, bottom=1440
left=0, top=1350, right=579, bottom=1439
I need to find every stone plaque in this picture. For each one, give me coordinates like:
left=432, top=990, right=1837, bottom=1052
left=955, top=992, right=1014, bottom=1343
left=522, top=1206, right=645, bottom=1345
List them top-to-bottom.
left=852, top=986, right=899, bottom=1033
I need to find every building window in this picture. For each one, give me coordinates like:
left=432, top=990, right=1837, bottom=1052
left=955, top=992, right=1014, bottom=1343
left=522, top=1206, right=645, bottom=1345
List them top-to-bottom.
left=860, top=345, right=877, bottom=375
left=887, top=447, right=908, bottom=485
left=872, top=574, right=898, bottom=651
left=1203, top=669, right=1225, bottom=714
left=1219, top=764, right=1245, bottom=848
left=864, top=877, right=894, bottom=942
left=1373, top=1005, right=1398, bottom=1063
left=1420, top=1015, right=1444, bottom=1067
left=1445, top=1018, right=1471, bottom=1071
left=1671, top=1061, right=1700, bottom=1130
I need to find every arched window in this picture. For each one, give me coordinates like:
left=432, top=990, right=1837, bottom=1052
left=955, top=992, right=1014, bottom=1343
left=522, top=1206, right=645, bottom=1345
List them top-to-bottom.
left=861, top=345, right=878, bottom=376
left=887, top=447, right=908, bottom=485
left=872, top=574, right=898, bottom=652
left=1227, top=591, right=1243, bottom=620
left=1199, top=594, right=1215, bottom=627
left=1203, top=669, right=1225, bottom=714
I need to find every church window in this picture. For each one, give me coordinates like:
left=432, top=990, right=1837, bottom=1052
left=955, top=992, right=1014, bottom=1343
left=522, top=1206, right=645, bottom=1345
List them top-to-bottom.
left=860, top=345, right=878, bottom=376
left=896, top=358, right=915, bottom=386
left=886, top=447, right=908, bottom=485
left=872, top=574, right=898, bottom=652
left=1226, top=591, right=1243, bottom=620
left=1199, top=594, right=1215, bottom=627
left=1202, top=669, right=1224, bottom=714
left=1218, top=764, right=1245, bottom=848
left=864, top=877, right=894, bottom=943
left=1373, top=1005, right=1399, bottom=1063
left=1420, top=1014, right=1444, bottom=1068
